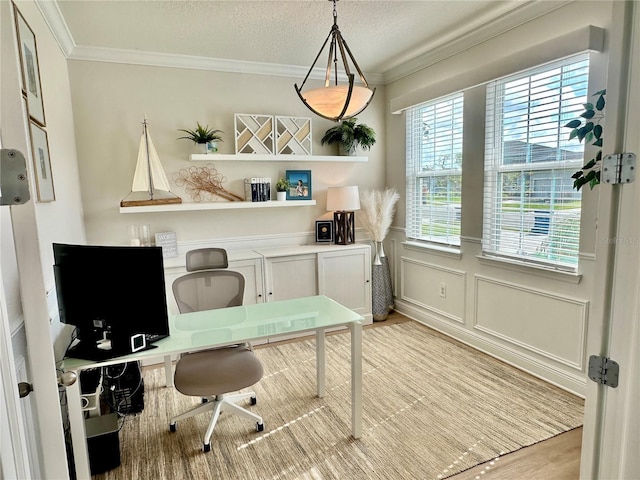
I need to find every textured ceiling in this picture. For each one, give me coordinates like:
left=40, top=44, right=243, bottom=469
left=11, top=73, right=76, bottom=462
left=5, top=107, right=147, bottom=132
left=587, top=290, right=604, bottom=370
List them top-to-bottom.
left=55, top=0, right=535, bottom=75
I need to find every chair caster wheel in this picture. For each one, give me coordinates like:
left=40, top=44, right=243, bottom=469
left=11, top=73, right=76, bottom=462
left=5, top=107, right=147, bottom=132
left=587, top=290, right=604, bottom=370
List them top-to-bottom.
left=250, top=396, right=257, bottom=405
left=256, top=422, right=264, bottom=432
left=169, top=423, right=176, bottom=433
left=203, top=443, right=211, bottom=453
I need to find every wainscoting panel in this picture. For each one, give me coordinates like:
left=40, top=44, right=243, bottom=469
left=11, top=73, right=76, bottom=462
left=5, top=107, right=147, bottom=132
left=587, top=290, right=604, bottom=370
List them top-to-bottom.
left=400, top=257, right=465, bottom=323
left=474, top=276, right=588, bottom=369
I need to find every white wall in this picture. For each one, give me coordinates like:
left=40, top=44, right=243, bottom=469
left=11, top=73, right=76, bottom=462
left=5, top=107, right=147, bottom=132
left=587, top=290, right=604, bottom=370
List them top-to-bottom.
left=2, top=0, right=86, bottom=361
left=384, top=1, right=614, bottom=395
left=66, top=60, right=386, bottom=246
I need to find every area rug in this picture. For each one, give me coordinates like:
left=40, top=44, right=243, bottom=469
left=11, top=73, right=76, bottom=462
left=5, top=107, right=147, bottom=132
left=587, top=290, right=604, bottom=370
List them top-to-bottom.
left=95, top=322, right=584, bottom=480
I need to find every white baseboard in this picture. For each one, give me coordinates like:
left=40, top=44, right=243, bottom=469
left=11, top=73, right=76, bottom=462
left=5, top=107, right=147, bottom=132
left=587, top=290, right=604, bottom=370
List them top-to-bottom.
left=394, top=299, right=587, bottom=397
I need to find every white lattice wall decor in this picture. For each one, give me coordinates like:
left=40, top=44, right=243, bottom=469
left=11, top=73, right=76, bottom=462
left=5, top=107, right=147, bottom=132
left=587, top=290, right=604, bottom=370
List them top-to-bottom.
left=234, top=114, right=274, bottom=154
left=275, top=116, right=312, bottom=155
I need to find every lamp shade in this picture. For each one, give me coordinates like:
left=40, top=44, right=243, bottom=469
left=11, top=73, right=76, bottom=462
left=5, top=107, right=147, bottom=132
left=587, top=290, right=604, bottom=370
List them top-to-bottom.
left=300, top=85, right=374, bottom=121
left=326, top=186, right=360, bottom=212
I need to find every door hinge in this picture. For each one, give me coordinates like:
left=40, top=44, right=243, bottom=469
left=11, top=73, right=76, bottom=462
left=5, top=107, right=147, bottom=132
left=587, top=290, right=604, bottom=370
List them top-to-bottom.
left=602, top=153, right=636, bottom=185
left=588, top=355, right=619, bottom=388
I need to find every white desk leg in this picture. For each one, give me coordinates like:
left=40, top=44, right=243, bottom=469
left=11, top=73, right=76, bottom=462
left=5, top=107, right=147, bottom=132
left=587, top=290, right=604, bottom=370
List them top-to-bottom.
left=350, top=321, right=363, bottom=439
left=316, top=328, right=326, bottom=398
left=164, top=354, right=173, bottom=387
left=66, top=371, right=91, bottom=480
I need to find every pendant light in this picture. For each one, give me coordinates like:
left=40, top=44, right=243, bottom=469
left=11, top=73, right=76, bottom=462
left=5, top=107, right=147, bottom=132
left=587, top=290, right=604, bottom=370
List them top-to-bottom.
left=295, top=0, right=375, bottom=122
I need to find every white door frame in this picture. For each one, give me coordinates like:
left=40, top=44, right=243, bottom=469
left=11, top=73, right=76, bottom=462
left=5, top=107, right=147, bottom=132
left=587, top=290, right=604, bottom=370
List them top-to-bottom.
left=1, top=1, right=69, bottom=477
left=580, top=1, right=639, bottom=478
left=595, top=2, right=640, bottom=477
left=0, top=6, right=29, bottom=475
left=0, top=267, right=31, bottom=480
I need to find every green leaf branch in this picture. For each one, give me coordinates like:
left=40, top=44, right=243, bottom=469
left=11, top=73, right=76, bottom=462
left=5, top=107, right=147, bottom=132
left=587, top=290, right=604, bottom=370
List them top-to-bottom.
left=565, top=89, right=606, bottom=190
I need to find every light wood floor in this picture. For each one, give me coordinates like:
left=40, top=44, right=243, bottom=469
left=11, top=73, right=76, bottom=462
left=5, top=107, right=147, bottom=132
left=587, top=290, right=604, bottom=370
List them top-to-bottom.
left=371, top=311, right=583, bottom=480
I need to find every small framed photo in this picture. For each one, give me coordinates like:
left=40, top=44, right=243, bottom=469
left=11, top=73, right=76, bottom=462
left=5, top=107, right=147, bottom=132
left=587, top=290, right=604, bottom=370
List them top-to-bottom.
left=14, top=4, right=46, bottom=126
left=29, top=121, right=55, bottom=202
left=285, top=170, right=312, bottom=200
left=315, top=220, right=333, bottom=243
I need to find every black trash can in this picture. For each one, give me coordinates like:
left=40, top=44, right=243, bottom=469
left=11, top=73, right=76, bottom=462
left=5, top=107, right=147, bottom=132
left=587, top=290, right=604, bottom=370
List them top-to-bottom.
left=85, top=413, right=120, bottom=475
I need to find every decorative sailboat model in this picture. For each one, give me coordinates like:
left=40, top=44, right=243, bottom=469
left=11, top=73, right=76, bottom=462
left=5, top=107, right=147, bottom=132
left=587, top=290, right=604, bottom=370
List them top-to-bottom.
left=120, top=118, right=182, bottom=207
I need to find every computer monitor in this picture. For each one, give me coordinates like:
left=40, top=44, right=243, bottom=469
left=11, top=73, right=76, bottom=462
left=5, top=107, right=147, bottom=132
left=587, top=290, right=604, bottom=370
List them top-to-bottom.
left=53, top=243, right=170, bottom=360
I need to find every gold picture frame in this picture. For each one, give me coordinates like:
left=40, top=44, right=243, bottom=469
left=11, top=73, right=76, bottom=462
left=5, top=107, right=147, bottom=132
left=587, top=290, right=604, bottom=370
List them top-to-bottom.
left=14, top=3, right=46, bottom=126
left=29, top=121, right=55, bottom=202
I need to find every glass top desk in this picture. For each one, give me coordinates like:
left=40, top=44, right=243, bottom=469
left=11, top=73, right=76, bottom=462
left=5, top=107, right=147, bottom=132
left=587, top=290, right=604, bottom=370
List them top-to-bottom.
left=63, top=295, right=363, bottom=480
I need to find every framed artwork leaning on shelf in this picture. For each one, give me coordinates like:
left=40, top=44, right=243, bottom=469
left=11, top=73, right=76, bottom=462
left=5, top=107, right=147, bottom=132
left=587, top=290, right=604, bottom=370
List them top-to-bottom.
left=286, top=170, right=312, bottom=200
left=315, top=220, right=333, bottom=243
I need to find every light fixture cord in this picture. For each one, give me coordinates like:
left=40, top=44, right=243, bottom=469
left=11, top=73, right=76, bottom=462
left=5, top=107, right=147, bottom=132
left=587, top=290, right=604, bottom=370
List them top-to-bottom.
left=332, top=0, right=338, bottom=86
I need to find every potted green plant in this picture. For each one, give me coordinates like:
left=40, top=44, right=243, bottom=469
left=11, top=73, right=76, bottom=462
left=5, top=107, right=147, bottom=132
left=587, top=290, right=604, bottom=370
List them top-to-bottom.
left=320, top=117, right=376, bottom=155
left=177, top=122, right=224, bottom=154
left=275, top=177, right=290, bottom=201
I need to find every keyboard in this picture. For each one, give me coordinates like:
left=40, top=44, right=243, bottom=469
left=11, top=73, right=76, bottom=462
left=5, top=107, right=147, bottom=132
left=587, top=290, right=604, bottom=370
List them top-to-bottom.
left=145, top=333, right=167, bottom=344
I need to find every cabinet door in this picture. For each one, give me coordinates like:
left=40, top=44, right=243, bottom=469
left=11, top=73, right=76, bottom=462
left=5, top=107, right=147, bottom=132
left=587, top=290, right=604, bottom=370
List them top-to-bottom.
left=318, top=247, right=371, bottom=320
left=264, top=254, right=318, bottom=302
left=228, top=257, right=265, bottom=305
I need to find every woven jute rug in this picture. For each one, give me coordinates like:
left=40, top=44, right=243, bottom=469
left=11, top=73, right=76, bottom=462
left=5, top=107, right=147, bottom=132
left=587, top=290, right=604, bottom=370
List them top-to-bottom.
left=95, top=322, right=584, bottom=480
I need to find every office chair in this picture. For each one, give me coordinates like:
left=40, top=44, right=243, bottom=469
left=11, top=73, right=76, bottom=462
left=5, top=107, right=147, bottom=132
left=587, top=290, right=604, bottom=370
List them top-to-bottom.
left=169, top=248, right=264, bottom=452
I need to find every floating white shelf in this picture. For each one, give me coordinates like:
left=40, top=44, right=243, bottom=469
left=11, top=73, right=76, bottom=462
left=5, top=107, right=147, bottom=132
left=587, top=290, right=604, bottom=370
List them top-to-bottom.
left=189, top=153, right=367, bottom=162
left=119, top=200, right=316, bottom=214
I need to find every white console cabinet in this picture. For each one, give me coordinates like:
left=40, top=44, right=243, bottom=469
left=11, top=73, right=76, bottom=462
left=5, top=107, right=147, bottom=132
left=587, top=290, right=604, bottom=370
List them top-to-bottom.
left=255, top=244, right=371, bottom=319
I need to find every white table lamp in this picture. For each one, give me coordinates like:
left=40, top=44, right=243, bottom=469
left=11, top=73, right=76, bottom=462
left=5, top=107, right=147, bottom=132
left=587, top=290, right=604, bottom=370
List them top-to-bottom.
left=326, top=186, right=360, bottom=245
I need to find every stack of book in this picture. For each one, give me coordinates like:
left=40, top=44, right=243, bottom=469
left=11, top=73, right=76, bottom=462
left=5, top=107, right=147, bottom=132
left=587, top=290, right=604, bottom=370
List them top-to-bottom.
left=244, top=177, right=272, bottom=202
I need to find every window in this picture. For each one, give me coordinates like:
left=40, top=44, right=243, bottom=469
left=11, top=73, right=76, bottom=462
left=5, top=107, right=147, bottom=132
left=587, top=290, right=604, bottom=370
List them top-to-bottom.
left=483, top=54, right=589, bottom=270
left=406, top=93, right=463, bottom=246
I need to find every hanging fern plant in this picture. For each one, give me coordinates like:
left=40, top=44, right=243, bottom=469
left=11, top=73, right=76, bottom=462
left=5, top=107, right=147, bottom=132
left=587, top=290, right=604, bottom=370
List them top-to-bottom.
left=565, top=89, right=606, bottom=190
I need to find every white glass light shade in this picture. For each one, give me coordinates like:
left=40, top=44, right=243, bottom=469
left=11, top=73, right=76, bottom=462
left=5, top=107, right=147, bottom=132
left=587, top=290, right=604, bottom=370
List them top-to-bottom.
left=301, top=85, right=374, bottom=120
left=326, top=186, right=361, bottom=211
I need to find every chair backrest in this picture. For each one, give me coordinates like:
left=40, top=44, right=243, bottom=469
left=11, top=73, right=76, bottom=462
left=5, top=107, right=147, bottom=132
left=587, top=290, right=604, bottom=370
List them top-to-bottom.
left=186, top=248, right=228, bottom=272
left=172, top=270, right=245, bottom=314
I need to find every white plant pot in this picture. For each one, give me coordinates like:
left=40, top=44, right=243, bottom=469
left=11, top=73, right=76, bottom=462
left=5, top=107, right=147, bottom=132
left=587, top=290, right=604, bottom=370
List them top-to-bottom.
left=276, top=191, right=287, bottom=201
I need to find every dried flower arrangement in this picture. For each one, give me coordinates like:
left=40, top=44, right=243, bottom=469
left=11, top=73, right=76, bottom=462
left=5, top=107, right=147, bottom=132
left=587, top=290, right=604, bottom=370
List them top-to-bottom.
left=173, top=164, right=243, bottom=203
left=359, top=188, right=400, bottom=264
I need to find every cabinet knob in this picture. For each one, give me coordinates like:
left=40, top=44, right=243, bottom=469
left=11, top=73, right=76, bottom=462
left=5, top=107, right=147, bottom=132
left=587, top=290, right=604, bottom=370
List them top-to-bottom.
left=366, top=279, right=370, bottom=283
left=269, top=292, right=273, bottom=296
left=258, top=294, right=262, bottom=298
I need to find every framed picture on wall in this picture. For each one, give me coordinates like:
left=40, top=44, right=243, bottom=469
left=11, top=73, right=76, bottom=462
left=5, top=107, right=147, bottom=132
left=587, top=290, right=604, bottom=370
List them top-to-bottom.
left=14, top=3, right=46, bottom=126
left=29, top=121, right=55, bottom=202
left=285, top=170, right=312, bottom=200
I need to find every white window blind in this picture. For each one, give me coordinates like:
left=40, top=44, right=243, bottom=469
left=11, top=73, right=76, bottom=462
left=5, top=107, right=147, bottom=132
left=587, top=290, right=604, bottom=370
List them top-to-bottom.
left=483, top=54, right=589, bottom=270
left=406, top=93, right=463, bottom=246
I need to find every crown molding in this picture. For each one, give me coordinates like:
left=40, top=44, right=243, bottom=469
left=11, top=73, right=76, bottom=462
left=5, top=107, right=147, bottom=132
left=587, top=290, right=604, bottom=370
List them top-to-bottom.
left=35, top=0, right=74, bottom=57
left=382, top=0, right=574, bottom=85
left=67, top=45, right=385, bottom=84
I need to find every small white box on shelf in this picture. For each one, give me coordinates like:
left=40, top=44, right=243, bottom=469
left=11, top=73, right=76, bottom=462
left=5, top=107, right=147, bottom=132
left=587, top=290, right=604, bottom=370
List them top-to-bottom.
left=234, top=114, right=274, bottom=154
left=275, top=116, right=312, bottom=155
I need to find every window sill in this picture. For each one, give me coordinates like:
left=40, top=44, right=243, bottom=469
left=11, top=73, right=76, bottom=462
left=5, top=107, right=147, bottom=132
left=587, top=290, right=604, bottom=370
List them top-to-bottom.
left=402, top=241, right=462, bottom=259
left=476, top=255, right=582, bottom=284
